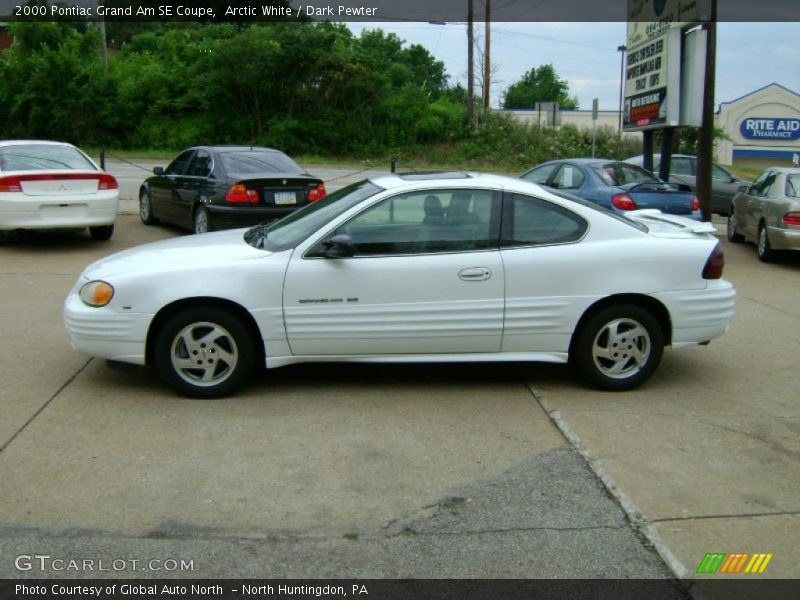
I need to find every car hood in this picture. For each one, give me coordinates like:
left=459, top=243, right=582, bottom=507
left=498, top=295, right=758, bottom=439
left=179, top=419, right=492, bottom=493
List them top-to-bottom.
left=82, top=229, right=270, bottom=280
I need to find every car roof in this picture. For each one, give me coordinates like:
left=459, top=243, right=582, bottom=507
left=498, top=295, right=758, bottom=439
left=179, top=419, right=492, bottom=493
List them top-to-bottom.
left=0, top=140, right=76, bottom=147
left=193, top=145, right=286, bottom=153
left=765, top=167, right=800, bottom=174
left=368, top=171, right=518, bottom=190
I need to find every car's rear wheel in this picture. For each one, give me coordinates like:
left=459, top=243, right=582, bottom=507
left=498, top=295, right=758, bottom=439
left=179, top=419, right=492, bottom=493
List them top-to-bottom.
left=139, top=189, right=159, bottom=225
left=194, top=206, right=212, bottom=234
left=726, top=208, right=744, bottom=243
left=757, top=221, right=777, bottom=262
left=89, top=224, right=114, bottom=241
left=573, top=305, right=664, bottom=391
left=153, top=307, right=255, bottom=398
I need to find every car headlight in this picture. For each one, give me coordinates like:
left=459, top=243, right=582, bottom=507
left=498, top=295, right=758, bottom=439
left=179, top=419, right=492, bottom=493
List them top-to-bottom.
left=79, top=281, right=115, bottom=307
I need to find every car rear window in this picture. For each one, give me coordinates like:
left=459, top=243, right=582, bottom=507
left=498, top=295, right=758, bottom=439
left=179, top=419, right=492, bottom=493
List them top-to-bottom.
left=0, top=144, right=96, bottom=172
left=219, top=151, right=302, bottom=177
left=593, top=163, right=659, bottom=186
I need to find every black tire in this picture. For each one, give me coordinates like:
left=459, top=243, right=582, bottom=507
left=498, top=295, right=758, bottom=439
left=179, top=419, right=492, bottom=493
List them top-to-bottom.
left=139, top=189, right=159, bottom=225
left=193, top=206, right=212, bottom=234
left=726, top=208, right=744, bottom=243
left=757, top=222, right=777, bottom=262
left=89, top=224, right=114, bottom=241
left=572, top=304, right=664, bottom=391
left=153, top=307, right=256, bottom=398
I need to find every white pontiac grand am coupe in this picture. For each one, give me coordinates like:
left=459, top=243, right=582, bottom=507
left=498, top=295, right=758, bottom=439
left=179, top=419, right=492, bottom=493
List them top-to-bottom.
left=64, top=172, right=735, bottom=398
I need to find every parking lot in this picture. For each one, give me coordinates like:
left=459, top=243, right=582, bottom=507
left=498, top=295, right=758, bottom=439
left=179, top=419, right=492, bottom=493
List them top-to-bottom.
left=0, top=161, right=798, bottom=580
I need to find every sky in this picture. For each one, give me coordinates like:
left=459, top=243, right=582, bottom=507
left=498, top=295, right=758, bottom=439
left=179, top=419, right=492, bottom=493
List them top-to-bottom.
left=347, top=21, right=800, bottom=111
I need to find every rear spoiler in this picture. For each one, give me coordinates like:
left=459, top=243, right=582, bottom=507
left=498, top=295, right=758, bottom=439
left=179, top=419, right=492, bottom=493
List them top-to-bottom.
left=624, top=209, right=717, bottom=233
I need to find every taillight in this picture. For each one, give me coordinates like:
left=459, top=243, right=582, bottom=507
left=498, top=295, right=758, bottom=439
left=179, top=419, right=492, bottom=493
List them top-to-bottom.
left=98, top=173, right=118, bottom=190
left=0, top=175, right=22, bottom=192
left=307, top=182, right=327, bottom=202
left=225, top=184, right=259, bottom=203
left=612, top=193, right=637, bottom=210
left=691, top=196, right=700, bottom=211
left=782, top=212, right=800, bottom=226
left=702, top=242, right=725, bottom=279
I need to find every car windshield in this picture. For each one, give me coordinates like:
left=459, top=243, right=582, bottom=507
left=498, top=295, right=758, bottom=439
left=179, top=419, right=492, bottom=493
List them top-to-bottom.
left=0, top=144, right=96, bottom=171
left=219, top=151, right=303, bottom=177
left=593, top=163, right=659, bottom=186
left=786, top=174, right=799, bottom=198
left=244, top=180, right=384, bottom=252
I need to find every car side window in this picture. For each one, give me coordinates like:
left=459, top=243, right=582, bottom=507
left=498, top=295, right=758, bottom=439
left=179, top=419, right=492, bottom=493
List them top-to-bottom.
left=166, top=150, right=196, bottom=176
left=187, top=150, right=212, bottom=178
left=670, top=158, right=692, bottom=176
left=521, top=163, right=557, bottom=185
left=711, top=163, right=732, bottom=181
left=551, top=164, right=585, bottom=190
left=749, top=171, right=770, bottom=196
left=761, top=173, right=778, bottom=197
left=786, top=175, right=799, bottom=198
left=335, top=189, right=499, bottom=256
left=502, top=193, right=587, bottom=247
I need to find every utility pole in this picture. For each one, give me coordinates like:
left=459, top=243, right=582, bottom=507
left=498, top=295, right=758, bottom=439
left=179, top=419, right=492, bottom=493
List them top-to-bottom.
left=467, top=0, right=474, bottom=128
left=483, top=0, right=490, bottom=108
left=696, top=0, right=717, bottom=222
left=98, top=5, right=109, bottom=170
left=617, top=45, right=626, bottom=137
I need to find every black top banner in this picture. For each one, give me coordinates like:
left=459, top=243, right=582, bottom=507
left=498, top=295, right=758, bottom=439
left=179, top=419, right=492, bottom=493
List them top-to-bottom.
left=0, top=0, right=798, bottom=22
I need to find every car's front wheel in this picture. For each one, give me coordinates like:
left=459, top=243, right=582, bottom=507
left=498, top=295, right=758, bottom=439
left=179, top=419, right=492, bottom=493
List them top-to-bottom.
left=89, top=224, right=114, bottom=241
left=573, top=305, right=664, bottom=391
left=153, top=307, right=256, bottom=398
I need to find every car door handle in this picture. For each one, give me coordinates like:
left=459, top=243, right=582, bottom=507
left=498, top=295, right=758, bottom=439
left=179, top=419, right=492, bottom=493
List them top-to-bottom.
left=458, top=267, right=491, bottom=282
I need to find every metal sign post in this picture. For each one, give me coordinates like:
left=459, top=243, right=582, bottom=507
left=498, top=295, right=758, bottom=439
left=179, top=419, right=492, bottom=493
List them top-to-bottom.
left=592, top=98, right=598, bottom=158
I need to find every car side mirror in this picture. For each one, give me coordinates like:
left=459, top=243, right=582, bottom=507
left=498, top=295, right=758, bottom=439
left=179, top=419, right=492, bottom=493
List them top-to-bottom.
left=153, top=166, right=165, bottom=176
left=737, top=184, right=749, bottom=193
left=319, top=234, right=355, bottom=258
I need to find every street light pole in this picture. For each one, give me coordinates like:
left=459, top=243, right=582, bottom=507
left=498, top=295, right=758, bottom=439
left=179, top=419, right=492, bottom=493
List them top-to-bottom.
left=467, top=0, right=474, bottom=128
left=483, top=0, right=490, bottom=108
left=696, top=0, right=717, bottom=222
left=617, top=44, right=626, bottom=136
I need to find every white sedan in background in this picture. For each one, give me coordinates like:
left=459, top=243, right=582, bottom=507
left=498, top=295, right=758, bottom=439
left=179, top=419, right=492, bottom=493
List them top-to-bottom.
left=0, top=140, right=118, bottom=240
left=64, top=173, right=735, bottom=398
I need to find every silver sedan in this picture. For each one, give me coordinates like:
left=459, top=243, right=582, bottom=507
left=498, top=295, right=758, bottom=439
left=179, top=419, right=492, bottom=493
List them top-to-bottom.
left=727, top=167, right=800, bottom=261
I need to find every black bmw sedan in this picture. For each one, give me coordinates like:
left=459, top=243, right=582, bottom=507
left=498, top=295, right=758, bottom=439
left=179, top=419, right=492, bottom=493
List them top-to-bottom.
left=139, top=146, right=326, bottom=233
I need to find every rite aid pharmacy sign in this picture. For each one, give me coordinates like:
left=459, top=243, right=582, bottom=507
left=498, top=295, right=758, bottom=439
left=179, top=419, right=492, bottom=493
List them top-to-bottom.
left=740, top=118, right=800, bottom=141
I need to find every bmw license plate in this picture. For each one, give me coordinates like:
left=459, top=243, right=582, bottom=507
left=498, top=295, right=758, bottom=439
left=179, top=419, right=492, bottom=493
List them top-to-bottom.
left=274, top=191, right=296, bottom=205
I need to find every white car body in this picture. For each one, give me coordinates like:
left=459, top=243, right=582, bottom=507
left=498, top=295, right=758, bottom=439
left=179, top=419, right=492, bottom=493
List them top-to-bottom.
left=0, top=140, right=118, bottom=234
left=64, top=173, right=735, bottom=397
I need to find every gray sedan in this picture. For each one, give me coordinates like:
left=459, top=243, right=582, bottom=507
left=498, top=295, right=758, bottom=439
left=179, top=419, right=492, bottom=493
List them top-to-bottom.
left=625, top=154, right=749, bottom=216
left=727, top=167, right=800, bottom=262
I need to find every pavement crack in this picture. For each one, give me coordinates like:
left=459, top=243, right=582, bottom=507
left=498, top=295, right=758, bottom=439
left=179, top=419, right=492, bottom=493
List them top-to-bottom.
left=0, top=358, right=92, bottom=455
left=701, top=421, right=800, bottom=462
left=653, top=509, right=800, bottom=523
left=399, top=524, right=625, bottom=537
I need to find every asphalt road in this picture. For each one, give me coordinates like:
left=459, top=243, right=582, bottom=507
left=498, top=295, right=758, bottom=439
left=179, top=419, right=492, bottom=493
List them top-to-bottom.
left=0, top=164, right=798, bottom=585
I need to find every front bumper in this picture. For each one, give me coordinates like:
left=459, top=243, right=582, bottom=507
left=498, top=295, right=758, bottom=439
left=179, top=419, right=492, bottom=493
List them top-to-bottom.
left=63, top=293, right=151, bottom=365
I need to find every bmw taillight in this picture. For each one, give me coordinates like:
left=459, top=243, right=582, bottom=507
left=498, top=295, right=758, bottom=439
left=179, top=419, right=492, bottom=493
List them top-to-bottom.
left=0, top=175, right=22, bottom=192
left=307, top=182, right=327, bottom=202
left=225, top=184, right=259, bottom=203
left=612, top=193, right=637, bottom=210
left=691, top=196, right=700, bottom=211
left=782, top=212, right=800, bottom=226
left=702, top=242, right=725, bottom=279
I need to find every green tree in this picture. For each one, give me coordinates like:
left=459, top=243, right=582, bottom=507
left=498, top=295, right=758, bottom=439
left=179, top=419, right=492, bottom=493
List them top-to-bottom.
left=501, top=64, right=578, bottom=110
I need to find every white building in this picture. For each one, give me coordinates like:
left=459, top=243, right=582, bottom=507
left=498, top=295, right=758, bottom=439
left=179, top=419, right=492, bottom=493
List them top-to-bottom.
left=714, top=83, right=800, bottom=168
